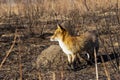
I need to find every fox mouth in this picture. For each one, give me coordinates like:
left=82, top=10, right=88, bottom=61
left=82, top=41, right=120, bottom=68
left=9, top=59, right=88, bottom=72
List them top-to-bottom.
left=50, top=37, right=57, bottom=41
left=50, top=37, right=60, bottom=41
left=50, top=38, right=54, bottom=41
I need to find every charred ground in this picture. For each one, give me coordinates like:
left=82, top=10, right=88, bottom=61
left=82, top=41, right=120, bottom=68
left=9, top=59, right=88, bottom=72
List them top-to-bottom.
left=0, top=1, right=120, bottom=79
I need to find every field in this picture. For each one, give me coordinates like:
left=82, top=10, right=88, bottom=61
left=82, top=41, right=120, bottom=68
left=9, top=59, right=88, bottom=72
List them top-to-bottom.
left=0, top=0, right=120, bottom=80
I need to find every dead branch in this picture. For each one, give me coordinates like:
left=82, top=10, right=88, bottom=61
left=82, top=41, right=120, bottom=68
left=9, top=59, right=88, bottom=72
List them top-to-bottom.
left=0, top=29, right=17, bottom=69
left=18, top=36, right=23, bottom=80
left=94, top=48, right=99, bottom=80
left=100, top=55, right=111, bottom=80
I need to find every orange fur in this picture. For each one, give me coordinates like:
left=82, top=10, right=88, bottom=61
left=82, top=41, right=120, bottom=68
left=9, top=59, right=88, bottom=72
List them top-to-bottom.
left=50, top=25, right=99, bottom=68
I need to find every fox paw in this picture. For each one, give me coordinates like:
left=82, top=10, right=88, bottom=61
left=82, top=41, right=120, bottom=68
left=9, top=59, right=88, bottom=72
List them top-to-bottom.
left=87, top=61, right=94, bottom=66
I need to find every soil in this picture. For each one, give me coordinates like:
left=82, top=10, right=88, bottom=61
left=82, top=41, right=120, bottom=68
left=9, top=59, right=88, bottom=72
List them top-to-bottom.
left=0, top=10, right=120, bottom=80
left=0, top=29, right=120, bottom=80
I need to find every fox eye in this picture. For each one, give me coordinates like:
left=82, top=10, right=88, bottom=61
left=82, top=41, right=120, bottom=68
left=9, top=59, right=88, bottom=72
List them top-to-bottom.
left=54, top=32, right=58, bottom=36
left=54, top=32, right=57, bottom=35
left=54, top=33, right=56, bottom=36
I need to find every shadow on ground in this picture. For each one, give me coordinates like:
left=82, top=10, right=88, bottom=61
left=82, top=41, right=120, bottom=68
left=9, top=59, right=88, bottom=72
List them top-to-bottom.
left=74, top=52, right=120, bottom=71
left=97, top=52, right=119, bottom=63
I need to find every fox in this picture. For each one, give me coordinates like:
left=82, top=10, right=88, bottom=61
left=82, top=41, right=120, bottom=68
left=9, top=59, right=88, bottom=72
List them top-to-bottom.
left=50, top=24, right=99, bottom=69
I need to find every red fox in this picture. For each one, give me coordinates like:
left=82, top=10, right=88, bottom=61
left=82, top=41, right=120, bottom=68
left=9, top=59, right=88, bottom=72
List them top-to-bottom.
left=50, top=24, right=99, bottom=69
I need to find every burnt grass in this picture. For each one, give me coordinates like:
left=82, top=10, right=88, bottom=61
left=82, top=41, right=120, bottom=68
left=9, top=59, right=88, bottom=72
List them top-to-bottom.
left=0, top=11, right=120, bottom=79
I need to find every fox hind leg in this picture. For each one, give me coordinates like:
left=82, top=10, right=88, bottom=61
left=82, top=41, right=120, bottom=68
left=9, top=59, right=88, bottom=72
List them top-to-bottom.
left=87, top=47, right=99, bottom=65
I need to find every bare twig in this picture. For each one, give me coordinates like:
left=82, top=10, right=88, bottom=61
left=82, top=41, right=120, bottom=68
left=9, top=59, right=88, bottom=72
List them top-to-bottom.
left=82, top=0, right=89, bottom=11
left=115, top=0, right=120, bottom=24
left=105, top=18, right=118, bottom=71
left=96, top=24, right=117, bottom=72
left=95, top=25, right=111, bottom=80
left=0, top=29, right=17, bottom=69
left=116, top=33, right=120, bottom=71
left=18, top=36, right=22, bottom=80
left=94, top=48, right=99, bottom=80
left=100, top=55, right=111, bottom=80
left=52, top=71, right=56, bottom=80
left=61, top=71, right=64, bottom=80
left=38, top=72, right=42, bottom=80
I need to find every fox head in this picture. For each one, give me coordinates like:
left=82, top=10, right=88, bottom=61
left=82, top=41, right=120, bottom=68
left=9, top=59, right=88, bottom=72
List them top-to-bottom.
left=50, top=24, right=66, bottom=41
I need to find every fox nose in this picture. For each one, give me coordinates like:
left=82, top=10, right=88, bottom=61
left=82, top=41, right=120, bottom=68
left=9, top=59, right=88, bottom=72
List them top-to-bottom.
left=50, top=37, right=54, bottom=41
left=50, top=38, right=53, bottom=41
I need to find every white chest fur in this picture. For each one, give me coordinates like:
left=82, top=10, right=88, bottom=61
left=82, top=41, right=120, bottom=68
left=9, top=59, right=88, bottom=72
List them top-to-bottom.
left=58, top=40, right=73, bottom=55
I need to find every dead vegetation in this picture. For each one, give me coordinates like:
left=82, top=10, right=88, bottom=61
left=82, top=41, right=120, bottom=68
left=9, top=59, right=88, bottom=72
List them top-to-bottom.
left=0, top=0, right=120, bottom=80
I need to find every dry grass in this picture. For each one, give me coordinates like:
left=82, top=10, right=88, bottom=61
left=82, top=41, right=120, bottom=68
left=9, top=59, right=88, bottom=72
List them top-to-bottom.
left=0, top=0, right=120, bottom=80
left=0, top=0, right=120, bottom=17
left=0, top=29, right=17, bottom=69
left=94, top=48, right=99, bottom=80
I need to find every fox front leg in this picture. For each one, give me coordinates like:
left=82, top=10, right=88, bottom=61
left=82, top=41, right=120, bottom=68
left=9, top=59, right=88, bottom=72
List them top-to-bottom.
left=71, top=53, right=78, bottom=69
left=67, top=54, right=72, bottom=65
left=67, top=54, right=77, bottom=70
left=67, top=54, right=75, bottom=69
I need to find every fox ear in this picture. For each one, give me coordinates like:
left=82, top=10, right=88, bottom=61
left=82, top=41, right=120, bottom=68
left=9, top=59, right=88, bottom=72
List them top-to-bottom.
left=57, top=24, right=65, bottom=31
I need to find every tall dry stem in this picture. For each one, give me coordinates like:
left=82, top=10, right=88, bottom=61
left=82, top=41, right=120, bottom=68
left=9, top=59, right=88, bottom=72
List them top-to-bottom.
left=0, top=29, right=17, bottom=69
left=18, top=36, right=23, bottom=80
left=94, top=48, right=99, bottom=80
left=100, top=56, right=111, bottom=80
left=52, top=71, right=56, bottom=80
left=38, top=72, right=42, bottom=80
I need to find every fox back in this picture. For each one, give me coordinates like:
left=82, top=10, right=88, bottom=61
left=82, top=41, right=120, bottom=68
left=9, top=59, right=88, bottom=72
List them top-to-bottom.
left=50, top=25, right=99, bottom=66
left=51, top=25, right=99, bottom=53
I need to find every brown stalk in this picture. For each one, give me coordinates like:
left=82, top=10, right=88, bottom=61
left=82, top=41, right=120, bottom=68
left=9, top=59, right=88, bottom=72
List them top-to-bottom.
left=95, top=25, right=111, bottom=80
left=0, top=29, right=17, bottom=69
left=18, top=36, right=23, bottom=80
left=94, top=48, right=99, bottom=80
left=100, top=56, right=111, bottom=80
left=52, top=71, right=56, bottom=80
left=60, top=71, right=64, bottom=80
left=38, top=72, right=42, bottom=80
